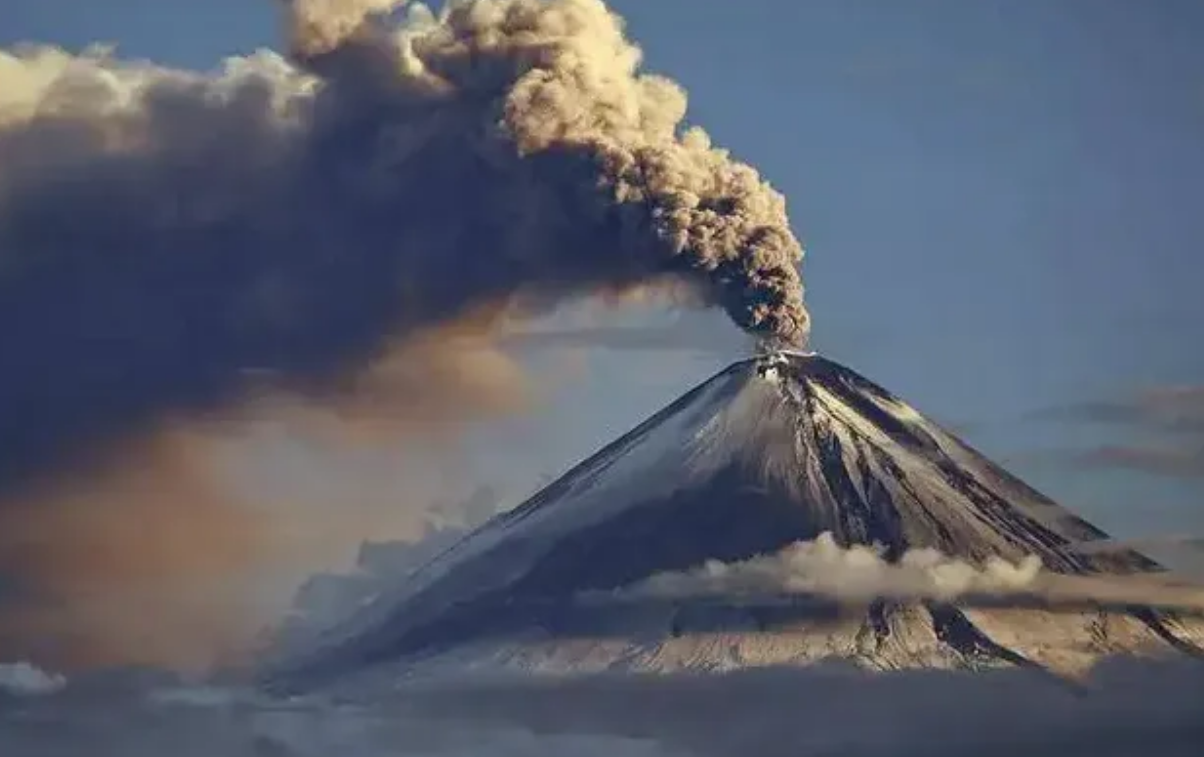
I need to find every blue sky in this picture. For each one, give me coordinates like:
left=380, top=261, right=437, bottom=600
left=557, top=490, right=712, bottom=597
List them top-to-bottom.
left=4, top=0, right=1202, bottom=542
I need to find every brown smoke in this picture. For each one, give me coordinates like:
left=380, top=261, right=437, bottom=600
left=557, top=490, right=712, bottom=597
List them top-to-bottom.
left=0, top=0, right=807, bottom=669
left=0, top=323, right=529, bottom=672
left=0, top=429, right=274, bottom=672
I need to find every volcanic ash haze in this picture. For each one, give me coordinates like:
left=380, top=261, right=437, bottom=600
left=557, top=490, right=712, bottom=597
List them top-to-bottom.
left=0, top=0, right=806, bottom=669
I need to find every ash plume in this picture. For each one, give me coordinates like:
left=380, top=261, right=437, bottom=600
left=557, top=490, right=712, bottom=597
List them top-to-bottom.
left=1, top=0, right=807, bottom=669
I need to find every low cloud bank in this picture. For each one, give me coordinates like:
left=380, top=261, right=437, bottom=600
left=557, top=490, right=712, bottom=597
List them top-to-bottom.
left=621, top=532, right=1204, bottom=613
left=2, top=657, right=1203, bottom=756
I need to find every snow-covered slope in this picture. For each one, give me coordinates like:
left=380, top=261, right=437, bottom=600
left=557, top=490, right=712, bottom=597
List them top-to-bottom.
left=263, top=352, right=1204, bottom=690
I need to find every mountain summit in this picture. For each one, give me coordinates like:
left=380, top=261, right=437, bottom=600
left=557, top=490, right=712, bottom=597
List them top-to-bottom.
left=266, top=352, right=1204, bottom=689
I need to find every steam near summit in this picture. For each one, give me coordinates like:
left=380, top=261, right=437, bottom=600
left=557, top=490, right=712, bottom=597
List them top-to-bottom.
left=0, top=0, right=805, bottom=667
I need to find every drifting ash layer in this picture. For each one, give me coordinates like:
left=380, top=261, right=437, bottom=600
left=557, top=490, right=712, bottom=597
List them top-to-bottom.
left=264, top=353, right=1204, bottom=690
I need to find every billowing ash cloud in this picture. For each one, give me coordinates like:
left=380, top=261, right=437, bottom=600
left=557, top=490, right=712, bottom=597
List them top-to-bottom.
left=0, top=0, right=805, bottom=669
left=0, top=0, right=806, bottom=492
left=617, top=533, right=1204, bottom=613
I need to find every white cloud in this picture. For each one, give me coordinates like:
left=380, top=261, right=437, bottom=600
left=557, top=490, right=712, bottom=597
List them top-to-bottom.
left=614, top=532, right=1204, bottom=613
left=0, top=661, right=66, bottom=696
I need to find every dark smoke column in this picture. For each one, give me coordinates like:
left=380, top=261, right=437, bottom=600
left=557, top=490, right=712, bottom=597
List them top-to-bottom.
left=0, top=0, right=809, bottom=491
left=289, top=0, right=811, bottom=346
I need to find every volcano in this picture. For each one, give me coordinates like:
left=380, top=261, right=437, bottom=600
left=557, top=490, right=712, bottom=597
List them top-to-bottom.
left=265, top=352, right=1204, bottom=690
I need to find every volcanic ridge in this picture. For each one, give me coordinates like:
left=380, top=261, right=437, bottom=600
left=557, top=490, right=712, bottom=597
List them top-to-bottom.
left=265, top=351, right=1204, bottom=690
